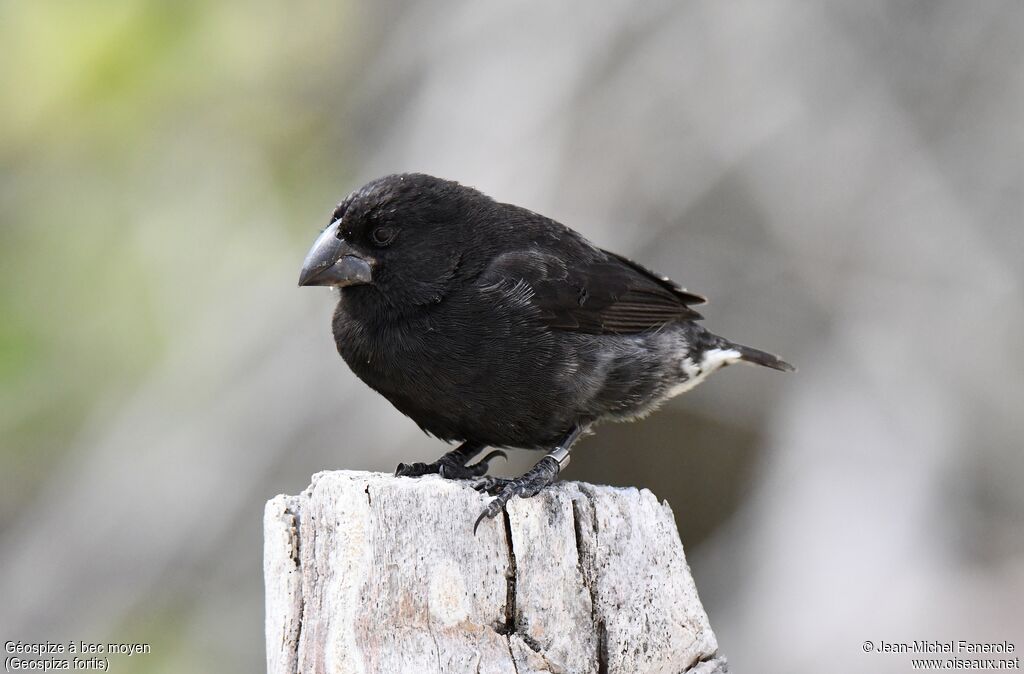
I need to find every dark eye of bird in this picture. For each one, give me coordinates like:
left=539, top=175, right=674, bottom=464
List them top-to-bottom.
left=371, top=226, right=397, bottom=246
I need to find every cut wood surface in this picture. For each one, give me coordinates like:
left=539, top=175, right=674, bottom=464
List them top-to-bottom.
left=265, top=470, right=729, bottom=674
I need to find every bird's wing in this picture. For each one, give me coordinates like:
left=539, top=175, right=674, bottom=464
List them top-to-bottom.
left=478, top=245, right=706, bottom=335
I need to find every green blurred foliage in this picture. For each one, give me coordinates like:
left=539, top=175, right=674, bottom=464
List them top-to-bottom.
left=0, top=0, right=355, bottom=523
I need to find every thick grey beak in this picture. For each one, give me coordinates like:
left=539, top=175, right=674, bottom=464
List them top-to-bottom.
left=298, top=220, right=374, bottom=287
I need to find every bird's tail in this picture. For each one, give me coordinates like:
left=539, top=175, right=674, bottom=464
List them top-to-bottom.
left=729, top=342, right=796, bottom=372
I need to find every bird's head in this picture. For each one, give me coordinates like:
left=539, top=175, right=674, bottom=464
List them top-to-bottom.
left=299, top=173, right=491, bottom=308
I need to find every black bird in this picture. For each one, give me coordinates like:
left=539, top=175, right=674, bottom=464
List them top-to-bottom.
left=299, top=173, right=793, bottom=531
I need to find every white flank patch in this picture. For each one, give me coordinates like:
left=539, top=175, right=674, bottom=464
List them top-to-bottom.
left=666, top=348, right=742, bottom=398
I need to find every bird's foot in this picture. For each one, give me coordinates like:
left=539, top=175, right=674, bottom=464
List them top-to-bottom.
left=395, top=449, right=506, bottom=480
left=473, top=455, right=562, bottom=534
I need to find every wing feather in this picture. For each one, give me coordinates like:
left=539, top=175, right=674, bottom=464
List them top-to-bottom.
left=477, top=245, right=705, bottom=335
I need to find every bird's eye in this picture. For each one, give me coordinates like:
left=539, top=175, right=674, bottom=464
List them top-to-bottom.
left=371, top=226, right=397, bottom=246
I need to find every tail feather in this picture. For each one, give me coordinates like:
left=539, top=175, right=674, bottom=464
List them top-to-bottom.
left=731, top=343, right=796, bottom=372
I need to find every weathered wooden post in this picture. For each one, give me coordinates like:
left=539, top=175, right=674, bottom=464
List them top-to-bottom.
left=265, top=470, right=729, bottom=674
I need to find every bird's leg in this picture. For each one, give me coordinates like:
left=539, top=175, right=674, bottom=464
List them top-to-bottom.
left=473, top=425, right=587, bottom=533
left=395, top=440, right=506, bottom=480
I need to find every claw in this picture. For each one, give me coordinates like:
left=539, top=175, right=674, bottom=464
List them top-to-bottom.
left=471, top=430, right=585, bottom=534
left=395, top=441, right=488, bottom=480
left=480, top=449, right=508, bottom=465
left=460, top=450, right=507, bottom=478
left=396, top=461, right=436, bottom=477
left=473, top=476, right=510, bottom=494
left=473, top=481, right=519, bottom=534
left=473, top=497, right=505, bottom=535
left=473, top=509, right=489, bottom=535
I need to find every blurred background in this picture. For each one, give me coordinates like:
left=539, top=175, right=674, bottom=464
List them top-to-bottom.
left=2, top=1, right=1022, bottom=672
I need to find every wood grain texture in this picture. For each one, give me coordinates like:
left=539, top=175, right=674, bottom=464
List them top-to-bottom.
left=265, top=471, right=728, bottom=674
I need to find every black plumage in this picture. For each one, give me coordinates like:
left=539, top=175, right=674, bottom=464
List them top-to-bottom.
left=299, top=173, right=793, bottom=527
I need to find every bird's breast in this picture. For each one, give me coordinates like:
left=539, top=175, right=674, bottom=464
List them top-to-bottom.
left=329, top=292, right=577, bottom=447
